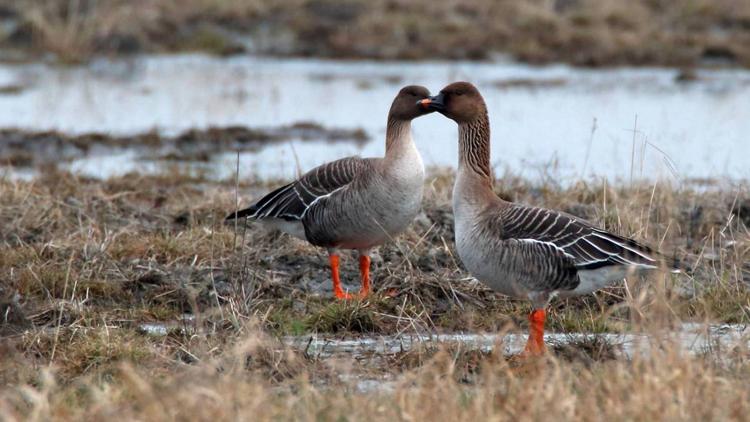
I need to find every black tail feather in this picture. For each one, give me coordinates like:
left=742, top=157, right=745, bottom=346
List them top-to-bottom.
left=225, top=205, right=258, bottom=221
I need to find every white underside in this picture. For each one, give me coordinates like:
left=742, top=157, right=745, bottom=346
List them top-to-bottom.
left=560, top=264, right=656, bottom=297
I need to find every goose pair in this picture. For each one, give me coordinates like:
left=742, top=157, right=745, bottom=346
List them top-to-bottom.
left=228, top=83, right=678, bottom=356
left=227, top=86, right=433, bottom=299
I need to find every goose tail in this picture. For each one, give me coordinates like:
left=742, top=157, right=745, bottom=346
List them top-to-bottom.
left=225, top=205, right=258, bottom=221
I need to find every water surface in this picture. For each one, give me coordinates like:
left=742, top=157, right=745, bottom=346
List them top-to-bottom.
left=1, top=55, right=749, bottom=182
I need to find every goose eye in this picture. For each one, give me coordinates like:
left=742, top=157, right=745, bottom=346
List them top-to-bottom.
left=455, top=91, right=464, bottom=96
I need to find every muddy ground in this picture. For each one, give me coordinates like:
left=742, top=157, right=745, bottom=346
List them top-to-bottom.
left=2, top=0, right=750, bottom=68
left=0, top=124, right=368, bottom=167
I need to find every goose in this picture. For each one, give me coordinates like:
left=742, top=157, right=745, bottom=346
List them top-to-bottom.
left=420, top=82, right=680, bottom=355
left=227, top=86, right=433, bottom=299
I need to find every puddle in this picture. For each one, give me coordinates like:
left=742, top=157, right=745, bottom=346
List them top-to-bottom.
left=1, top=55, right=749, bottom=182
left=137, top=314, right=196, bottom=337
left=136, top=320, right=748, bottom=358
left=282, top=324, right=749, bottom=359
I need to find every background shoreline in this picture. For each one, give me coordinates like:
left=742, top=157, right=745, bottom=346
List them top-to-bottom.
left=1, top=0, right=749, bottom=68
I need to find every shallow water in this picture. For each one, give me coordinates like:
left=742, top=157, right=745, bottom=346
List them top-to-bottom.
left=2, top=55, right=750, bottom=182
left=137, top=319, right=749, bottom=359
left=283, top=323, right=749, bottom=359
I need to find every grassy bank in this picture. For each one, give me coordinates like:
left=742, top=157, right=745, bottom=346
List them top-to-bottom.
left=2, top=0, right=749, bottom=67
left=0, top=168, right=749, bottom=418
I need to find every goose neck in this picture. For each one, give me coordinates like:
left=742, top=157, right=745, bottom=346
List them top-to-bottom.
left=457, top=113, right=493, bottom=188
left=385, top=118, right=414, bottom=160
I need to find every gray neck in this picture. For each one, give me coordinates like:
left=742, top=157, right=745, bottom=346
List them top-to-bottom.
left=457, top=111, right=493, bottom=188
left=385, top=118, right=413, bottom=160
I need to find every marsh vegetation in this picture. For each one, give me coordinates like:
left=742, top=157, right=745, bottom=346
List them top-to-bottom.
left=1, top=165, right=748, bottom=419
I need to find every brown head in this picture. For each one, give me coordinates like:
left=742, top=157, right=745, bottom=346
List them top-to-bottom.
left=419, top=81, right=486, bottom=123
left=388, top=85, right=433, bottom=121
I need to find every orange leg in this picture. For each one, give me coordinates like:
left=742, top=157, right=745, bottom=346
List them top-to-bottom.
left=329, top=254, right=353, bottom=300
left=358, top=255, right=371, bottom=297
left=522, top=309, right=547, bottom=356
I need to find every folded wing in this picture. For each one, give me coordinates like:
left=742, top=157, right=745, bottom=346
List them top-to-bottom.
left=226, top=157, right=366, bottom=222
left=498, top=205, right=674, bottom=272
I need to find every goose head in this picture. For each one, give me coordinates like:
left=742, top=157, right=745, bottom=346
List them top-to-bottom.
left=419, top=81, right=486, bottom=123
left=389, top=85, right=434, bottom=121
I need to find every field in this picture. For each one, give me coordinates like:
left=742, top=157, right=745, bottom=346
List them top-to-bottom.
left=1, top=0, right=749, bottom=418
left=2, top=0, right=750, bottom=67
left=1, top=164, right=749, bottom=420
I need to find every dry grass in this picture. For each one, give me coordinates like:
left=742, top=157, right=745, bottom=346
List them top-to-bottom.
left=2, top=0, right=750, bottom=67
left=6, top=0, right=270, bottom=62
left=0, top=167, right=749, bottom=419
left=1, top=326, right=750, bottom=420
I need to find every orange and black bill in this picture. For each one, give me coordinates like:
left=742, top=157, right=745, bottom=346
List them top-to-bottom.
left=417, top=92, right=445, bottom=111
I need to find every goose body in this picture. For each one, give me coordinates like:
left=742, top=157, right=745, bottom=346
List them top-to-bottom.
left=423, top=82, right=679, bottom=354
left=228, top=86, right=432, bottom=299
left=246, top=136, right=424, bottom=250
left=453, top=183, right=669, bottom=303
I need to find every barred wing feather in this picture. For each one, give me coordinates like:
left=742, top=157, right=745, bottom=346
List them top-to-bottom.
left=226, top=157, right=365, bottom=221
left=499, top=205, right=674, bottom=272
